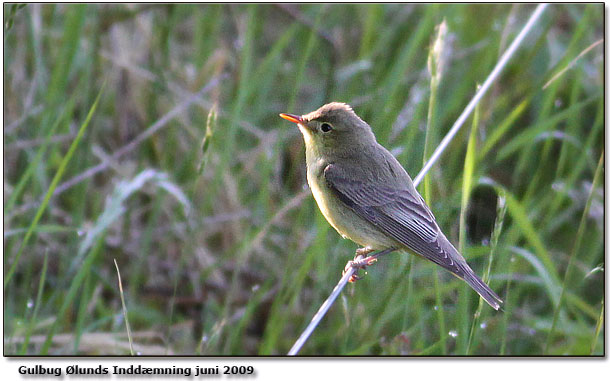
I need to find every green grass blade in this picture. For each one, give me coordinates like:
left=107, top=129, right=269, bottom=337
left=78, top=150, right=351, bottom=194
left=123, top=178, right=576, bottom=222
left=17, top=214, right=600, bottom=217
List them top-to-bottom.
left=45, top=4, right=87, bottom=104
left=422, top=20, right=448, bottom=355
left=4, top=84, right=105, bottom=288
left=495, top=96, right=598, bottom=162
left=479, top=97, right=530, bottom=159
left=461, top=98, right=480, bottom=354
left=4, top=99, right=74, bottom=212
left=544, top=151, right=604, bottom=354
left=467, top=190, right=506, bottom=354
left=503, top=191, right=559, bottom=287
left=4, top=225, right=79, bottom=238
left=40, top=234, right=105, bottom=354
left=19, top=249, right=49, bottom=355
left=114, top=259, right=134, bottom=355
left=72, top=266, right=92, bottom=353
left=590, top=299, right=603, bottom=355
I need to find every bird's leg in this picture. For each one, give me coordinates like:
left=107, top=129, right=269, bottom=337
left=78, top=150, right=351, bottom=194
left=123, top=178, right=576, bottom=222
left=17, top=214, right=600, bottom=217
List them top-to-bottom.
left=343, top=247, right=397, bottom=283
left=355, top=247, right=379, bottom=266
left=356, top=247, right=375, bottom=257
left=343, top=248, right=372, bottom=282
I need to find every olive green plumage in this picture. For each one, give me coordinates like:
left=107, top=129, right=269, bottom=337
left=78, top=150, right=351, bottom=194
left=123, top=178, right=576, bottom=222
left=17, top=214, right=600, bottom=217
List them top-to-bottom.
left=281, top=102, right=502, bottom=310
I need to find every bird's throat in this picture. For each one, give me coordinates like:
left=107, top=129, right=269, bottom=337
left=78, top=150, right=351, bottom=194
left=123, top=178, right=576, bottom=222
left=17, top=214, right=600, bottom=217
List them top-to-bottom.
left=298, top=123, right=313, bottom=146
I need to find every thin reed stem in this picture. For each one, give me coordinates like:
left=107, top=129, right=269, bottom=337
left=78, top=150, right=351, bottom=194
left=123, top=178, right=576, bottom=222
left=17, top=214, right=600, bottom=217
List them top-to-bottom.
left=114, top=259, right=134, bottom=356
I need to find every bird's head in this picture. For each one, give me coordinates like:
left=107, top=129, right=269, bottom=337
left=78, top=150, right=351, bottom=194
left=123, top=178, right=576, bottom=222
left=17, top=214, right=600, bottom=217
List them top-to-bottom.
left=280, top=102, right=376, bottom=158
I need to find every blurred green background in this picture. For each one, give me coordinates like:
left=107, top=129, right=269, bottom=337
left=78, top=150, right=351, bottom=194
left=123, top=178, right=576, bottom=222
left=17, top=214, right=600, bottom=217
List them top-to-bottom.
left=3, top=4, right=604, bottom=355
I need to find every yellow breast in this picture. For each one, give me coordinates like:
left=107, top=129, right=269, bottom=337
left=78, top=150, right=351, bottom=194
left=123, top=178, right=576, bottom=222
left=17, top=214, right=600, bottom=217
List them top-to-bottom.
left=307, top=169, right=394, bottom=249
left=308, top=171, right=343, bottom=234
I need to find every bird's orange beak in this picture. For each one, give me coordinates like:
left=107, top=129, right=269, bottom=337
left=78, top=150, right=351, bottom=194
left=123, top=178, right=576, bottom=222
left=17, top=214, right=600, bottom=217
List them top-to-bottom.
left=279, top=113, right=302, bottom=124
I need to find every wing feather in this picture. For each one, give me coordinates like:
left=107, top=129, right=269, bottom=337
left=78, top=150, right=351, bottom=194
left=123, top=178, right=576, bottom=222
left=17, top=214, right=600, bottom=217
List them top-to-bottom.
left=324, top=164, right=465, bottom=277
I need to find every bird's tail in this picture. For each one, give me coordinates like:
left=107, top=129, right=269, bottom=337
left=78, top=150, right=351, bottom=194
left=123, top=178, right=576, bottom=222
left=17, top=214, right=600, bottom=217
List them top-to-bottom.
left=410, top=230, right=503, bottom=310
left=434, top=233, right=503, bottom=310
left=459, top=264, right=503, bottom=310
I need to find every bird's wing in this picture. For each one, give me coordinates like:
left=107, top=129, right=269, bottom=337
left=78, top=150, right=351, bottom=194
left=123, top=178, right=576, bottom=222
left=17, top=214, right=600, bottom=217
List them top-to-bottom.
left=323, top=163, right=467, bottom=278
left=324, top=163, right=503, bottom=310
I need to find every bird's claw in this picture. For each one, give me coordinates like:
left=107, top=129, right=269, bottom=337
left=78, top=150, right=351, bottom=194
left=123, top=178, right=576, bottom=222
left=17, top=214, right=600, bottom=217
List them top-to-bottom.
left=344, top=248, right=377, bottom=283
left=343, top=259, right=365, bottom=283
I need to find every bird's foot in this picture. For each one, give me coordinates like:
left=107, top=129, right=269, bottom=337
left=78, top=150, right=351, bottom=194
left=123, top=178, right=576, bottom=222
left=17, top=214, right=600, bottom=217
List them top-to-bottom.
left=344, top=247, right=376, bottom=282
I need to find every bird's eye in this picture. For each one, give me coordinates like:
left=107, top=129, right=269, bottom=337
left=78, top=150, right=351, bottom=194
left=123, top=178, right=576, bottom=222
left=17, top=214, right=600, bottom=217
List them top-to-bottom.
left=320, top=123, right=333, bottom=133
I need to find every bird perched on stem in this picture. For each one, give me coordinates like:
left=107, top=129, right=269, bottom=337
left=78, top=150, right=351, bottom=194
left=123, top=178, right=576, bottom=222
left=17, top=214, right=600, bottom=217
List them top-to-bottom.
left=280, top=102, right=502, bottom=310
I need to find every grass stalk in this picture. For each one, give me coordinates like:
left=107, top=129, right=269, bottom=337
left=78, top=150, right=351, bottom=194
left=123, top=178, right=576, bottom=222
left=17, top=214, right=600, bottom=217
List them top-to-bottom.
left=422, top=19, right=448, bottom=355
left=5, top=84, right=104, bottom=288
left=460, top=97, right=480, bottom=354
left=5, top=100, right=74, bottom=212
left=544, top=151, right=604, bottom=354
left=467, top=191, right=507, bottom=354
left=40, top=235, right=105, bottom=354
left=19, top=250, right=49, bottom=355
left=499, top=251, right=517, bottom=356
left=114, top=259, right=134, bottom=355
left=590, top=300, right=603, bottom=355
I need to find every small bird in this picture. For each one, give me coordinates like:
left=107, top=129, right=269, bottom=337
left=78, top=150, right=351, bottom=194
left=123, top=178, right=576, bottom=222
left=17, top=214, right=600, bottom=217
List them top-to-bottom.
left=280, top=102, right=502, bottom=310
